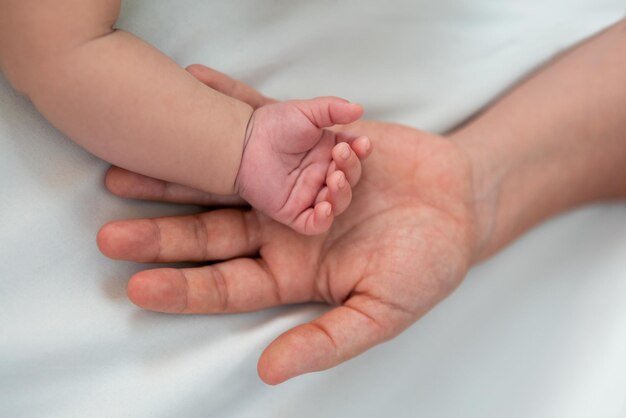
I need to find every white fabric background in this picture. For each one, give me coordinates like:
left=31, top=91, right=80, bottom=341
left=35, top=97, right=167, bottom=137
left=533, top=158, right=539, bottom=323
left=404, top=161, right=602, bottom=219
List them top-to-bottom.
left=1, top=1, right=625, bottom=417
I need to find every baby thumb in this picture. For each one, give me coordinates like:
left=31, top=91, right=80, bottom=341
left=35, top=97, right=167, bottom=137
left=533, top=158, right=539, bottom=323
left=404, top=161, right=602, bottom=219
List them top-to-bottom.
left=297, top=96, right=363, bottom=128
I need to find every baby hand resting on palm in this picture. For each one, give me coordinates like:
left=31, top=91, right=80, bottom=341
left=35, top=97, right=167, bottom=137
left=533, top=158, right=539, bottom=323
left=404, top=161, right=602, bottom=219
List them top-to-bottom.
left=236, top=97, right=370, bottom=234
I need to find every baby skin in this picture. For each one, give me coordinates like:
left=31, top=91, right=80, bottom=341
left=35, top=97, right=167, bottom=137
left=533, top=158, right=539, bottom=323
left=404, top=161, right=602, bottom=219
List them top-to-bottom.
left=0, top=0, right=370, bottom=235
left=237, top=97, right=370, bottom=234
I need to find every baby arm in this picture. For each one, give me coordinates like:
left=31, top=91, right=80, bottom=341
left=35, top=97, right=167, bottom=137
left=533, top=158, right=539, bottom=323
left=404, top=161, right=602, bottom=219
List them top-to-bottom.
left=0, top=0, right=262, bottom=194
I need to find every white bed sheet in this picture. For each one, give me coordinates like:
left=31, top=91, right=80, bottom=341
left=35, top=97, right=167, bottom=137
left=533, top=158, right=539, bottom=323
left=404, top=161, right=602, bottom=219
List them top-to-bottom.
left=1, top=1, right=625, bottom=417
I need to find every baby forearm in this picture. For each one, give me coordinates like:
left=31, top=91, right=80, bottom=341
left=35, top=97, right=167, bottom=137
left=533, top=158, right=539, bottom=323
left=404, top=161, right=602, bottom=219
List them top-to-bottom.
left=0, top=2, right=252, bottom=194
left=451, top=18, right=626, bottom=259
left=29, top=30, right=251, bottom=193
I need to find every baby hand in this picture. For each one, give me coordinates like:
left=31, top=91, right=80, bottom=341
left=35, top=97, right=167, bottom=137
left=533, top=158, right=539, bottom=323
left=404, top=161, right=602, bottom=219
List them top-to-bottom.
left=235, top=97, right=371, bottom=235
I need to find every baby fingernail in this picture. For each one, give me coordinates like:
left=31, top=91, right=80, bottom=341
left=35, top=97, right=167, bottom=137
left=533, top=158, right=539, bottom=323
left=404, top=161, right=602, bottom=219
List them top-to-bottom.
left=340, top=144, right=350, bottom=160
left=338, top=173, right=346, bottom=188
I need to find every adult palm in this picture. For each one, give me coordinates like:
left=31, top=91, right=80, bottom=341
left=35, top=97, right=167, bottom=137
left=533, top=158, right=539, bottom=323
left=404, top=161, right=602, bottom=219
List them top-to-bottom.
left=98, top=65, right=481, bottom=384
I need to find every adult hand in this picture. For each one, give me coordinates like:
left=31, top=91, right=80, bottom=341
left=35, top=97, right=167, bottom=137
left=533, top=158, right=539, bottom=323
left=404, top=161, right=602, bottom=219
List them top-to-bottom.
left=97, top=64, right=482, bottom=384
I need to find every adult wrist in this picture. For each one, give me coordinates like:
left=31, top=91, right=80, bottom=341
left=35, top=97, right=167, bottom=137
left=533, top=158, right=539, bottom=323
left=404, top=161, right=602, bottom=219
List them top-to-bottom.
left=448, top=128, right=507, bottom=262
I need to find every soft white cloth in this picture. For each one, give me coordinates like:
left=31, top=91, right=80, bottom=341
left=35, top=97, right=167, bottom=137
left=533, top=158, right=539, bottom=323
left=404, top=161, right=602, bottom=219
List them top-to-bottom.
left=1, top=1, right=625, bottom=417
